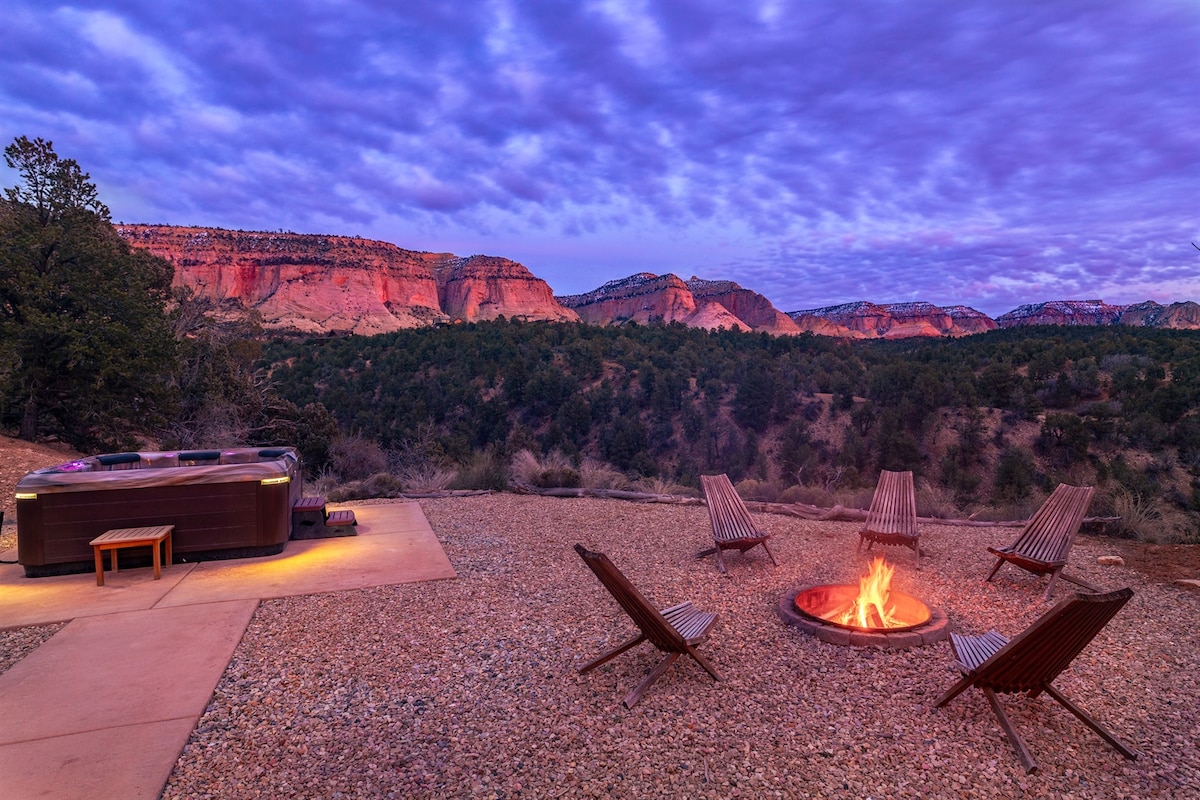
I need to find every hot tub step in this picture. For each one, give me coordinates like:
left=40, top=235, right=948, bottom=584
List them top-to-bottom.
left=292, top=496, right=327, bottom=529
left=291, top=498, right=358, bottom=539
left=323, top=509, right=358, bottom=537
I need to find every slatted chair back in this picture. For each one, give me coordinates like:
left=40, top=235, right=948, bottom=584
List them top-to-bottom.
left=863, top=470, right=918, bottom=537
left=701, top=473, right=762, bottom=544
left=1004, top=484, right=1094, bottom=566
left=574, top=544, right=686, bottom=652
left=935, top=587, right=1138, bottom=772
left=972, top=587, right=1132, bottom=694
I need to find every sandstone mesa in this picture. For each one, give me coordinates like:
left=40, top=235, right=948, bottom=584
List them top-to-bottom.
left=117, top=224, right=1200, bottom=339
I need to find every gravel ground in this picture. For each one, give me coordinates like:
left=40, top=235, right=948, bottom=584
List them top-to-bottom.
left=6, top=495, right=1198, bottom=797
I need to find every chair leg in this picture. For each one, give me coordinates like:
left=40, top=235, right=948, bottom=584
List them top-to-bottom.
left=760, top=539, right=778, bottom=566
left=714, top=547, right=727, bottom=573
left=986, top=557, right=1005, bottom=582
left=1042, top=567, right=1064, bottom=601
left=1058, top=572, right=1101, bottom=593
left=577, top=634, right=645, bottom=674
left=685, top=645, right=722, bottom=682
left=623, top=652, right=679, bottom=708
left=933, top=674, right=976, bottom=708
left=1043, top=685, right=1139, bottom=761
left=984, top=688, right=1039, bottom=774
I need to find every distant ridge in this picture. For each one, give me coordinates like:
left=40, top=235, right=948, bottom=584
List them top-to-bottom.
left=117, top=224, right=1199, bottom=338
left=787, top=301, right=996, bottom=339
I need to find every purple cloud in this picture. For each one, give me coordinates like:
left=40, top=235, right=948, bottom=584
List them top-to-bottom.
left=1, top=0, right=1196, bottom=318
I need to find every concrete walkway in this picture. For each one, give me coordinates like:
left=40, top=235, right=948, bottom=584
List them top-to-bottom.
left=0, top=502, right=456, bottom=800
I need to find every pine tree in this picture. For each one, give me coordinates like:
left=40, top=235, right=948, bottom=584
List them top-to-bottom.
left=0, top=136, right=177, bottom=449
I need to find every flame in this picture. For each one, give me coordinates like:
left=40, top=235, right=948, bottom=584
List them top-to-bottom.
left=833, top=557, right=901, bottom=629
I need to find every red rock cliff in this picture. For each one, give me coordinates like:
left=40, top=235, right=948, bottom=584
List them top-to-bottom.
left=117, top=225, right=576, bottom=332
left=435, top=255, right=579, bottom=323
left=557, top=273, right=749, bottom=331
left=685, top=278, right=801, bottom=335
left=787, top=301, right=996, bottom=338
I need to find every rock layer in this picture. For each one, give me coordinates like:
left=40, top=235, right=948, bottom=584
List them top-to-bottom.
left=117, top=224, right=1197, bottom=339
left=117, top=225, right=575, bottom=333
left=436, top=255, right=579, bottom=324
left=685, top=278, right=802, bottom=335
left=997, top=300, right=1200, bottom=330
left=788, top=301, right=997, bottom=339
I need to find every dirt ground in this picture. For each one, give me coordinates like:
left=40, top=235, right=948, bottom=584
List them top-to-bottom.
left=0, top=433, right=1196, bottom=586
left=0, top=434, right=82, bottom=515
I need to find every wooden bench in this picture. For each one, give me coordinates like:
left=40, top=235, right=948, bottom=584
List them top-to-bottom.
left=89, top=525, right=174, bottom=586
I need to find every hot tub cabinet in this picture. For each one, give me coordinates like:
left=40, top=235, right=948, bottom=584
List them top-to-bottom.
left=16, top=447, right=302, bottom=577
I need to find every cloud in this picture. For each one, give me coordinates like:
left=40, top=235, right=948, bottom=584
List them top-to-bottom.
left=1, top=0, right=1196, bottom=316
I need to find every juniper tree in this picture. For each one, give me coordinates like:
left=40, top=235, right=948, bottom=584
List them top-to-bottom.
left=0, top=136, right=177, bottom=448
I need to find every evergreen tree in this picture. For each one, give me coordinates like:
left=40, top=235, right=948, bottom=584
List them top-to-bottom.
left=0, top=136, right=177, bottom=449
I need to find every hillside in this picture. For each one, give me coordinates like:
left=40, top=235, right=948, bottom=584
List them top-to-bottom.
left=116, top=224, right=1200, bottom=339
left=263, top=321, right=1200, bottom=543
left=0, top=435, right=81, bottom=516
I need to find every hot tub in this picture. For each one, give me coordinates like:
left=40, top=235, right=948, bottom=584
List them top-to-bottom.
left=15, top=447, right=302, bottom=577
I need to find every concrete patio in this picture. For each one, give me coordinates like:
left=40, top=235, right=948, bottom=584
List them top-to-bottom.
left=0, top=501, right=456, bottom=800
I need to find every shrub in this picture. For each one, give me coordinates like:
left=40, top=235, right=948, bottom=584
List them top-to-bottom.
left=328, top=435, right=389, bottom=481
left=451, top=449, right=508, bottom=491
left=510, top=449, right=581, bottom=488
left=579, top=458, right=628, bottom=490
left=398, top=467, right=456, bottom=494
left=325, top=471, right=410, bottom=501
left=364, top=472, right=403, bottom=496
left=632, top=476, right=693, bottom=496
left=734, top=478, right=782, bottom=502
left=915, top=479, right=957, bottom=519
left=777, top=484, right=832, bottom=507
left=1100, top=484, right=1196, bottom=543
left=835, top=487, right=877, bottom=512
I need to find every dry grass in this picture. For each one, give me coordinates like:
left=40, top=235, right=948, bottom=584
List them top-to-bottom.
left=1103, top=484, right=1198, bottom=544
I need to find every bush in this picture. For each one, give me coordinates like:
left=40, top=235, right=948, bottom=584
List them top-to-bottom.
left=328, top=435, right=389, bottom=481
left=451, top=449, right=508, bottom=491
left=509, top=449, right=581, bottom=488
left=579, top=458, right=628, bottom=490
left=398, top=466, right=456, bottom=494
left=363, top=472, right=402, bottom=496
left=631, top=476, right=693, bottom=496
left=734, top=478, right=782, bottom=502
left=915, top=479, right=958, bottom=519
left=777, top=484, right=832, bottom=507
left=1100, top=484, right=1197, bottom=543
left=836, top=487, right=877, bottom=512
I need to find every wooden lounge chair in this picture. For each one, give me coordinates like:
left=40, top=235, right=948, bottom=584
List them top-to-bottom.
left=857, top=470, right=920, bottom=564
left=697, top=473, right=777, bottom=572
left=986, top=484, right=1095, bottom=600
left=574, top=544, right=721, bottom=707
left=934, top=587, right=1138, bottom=773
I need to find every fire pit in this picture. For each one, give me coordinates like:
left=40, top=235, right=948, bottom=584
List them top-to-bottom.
left=778, top=557, right=949, bottom=648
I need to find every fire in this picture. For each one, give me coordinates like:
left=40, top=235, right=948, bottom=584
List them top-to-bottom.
left=833, top=557, right=901, bottom=629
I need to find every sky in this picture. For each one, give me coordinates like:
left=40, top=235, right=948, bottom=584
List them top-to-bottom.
left=2, top=1, right=1198, bottom=318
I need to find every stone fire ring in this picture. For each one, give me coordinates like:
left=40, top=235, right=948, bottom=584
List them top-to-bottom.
left=777, top=586, right=950, bottom=649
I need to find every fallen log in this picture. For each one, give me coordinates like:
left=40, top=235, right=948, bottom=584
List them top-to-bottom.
left=463, top=484, right=1120, bottom=527
left=511, top=484, right=704, bottom=504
